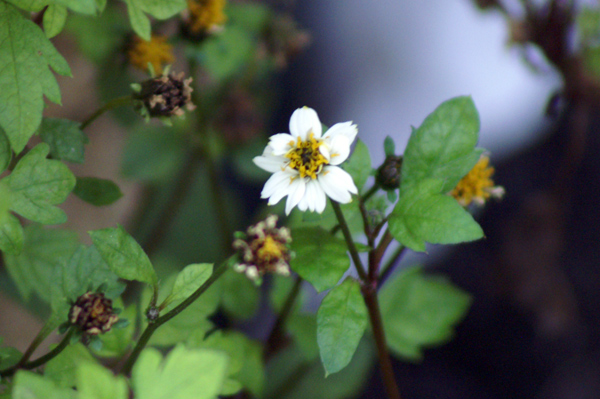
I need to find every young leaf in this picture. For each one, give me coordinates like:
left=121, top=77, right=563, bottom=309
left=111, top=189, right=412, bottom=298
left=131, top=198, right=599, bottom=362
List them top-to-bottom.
left=50, top=0, right=97, bottom=15
left=121, top=0, right=186, bottom=40
left=123, top=0, right=151, bottom=39
left=0, top=3, right=71, bottom=153
left=43, top=5, right=68, bottom=38
left=401, top=96, right=482, bottom=193
left=38, top=118, right=88, bottom=163
left=0, top=128, right=11, bottom=173
left=383, top=136, right=396, bottom=157
left=342, top=139, right=371, bottom=192
left=5, top=144, right=76, bottom=224
left=73, top=177, right=123, bottom=206
left=388, top=179, right=484, bottom=252
left=0, top=213, right=24, bottom=255
left=4, top=224, right=79, bottom=302
left=90, top=225, right=157, bottom=285
left=290, top=227, right=350, bottom=293
left=160, top=263, right=213, bottom=312
left=379, top=266, right=472, bottom=360
left=317, top=278, right=368, bottom=376
left=45, top=343, right=98, bottom=389
left=131, top=345, right=229, bottom=399
left=76, top=362, right=128, bottom=399
left=12, top=371, right=77, bottom=399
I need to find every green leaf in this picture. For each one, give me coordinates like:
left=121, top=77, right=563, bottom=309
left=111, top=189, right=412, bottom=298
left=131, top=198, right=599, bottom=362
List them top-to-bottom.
left=3, top=0, right=46, bottom=12
left=50, top=0, right=97, bottom=14
left=122, top=0, right=186, bottom=40
left=123, top=0, right=151, bottom=39
left=227, top=2, right=271, bottom=33
left=0, top=3, right=71, bottom=153
left=43, top=5, right=68, bottom=38
left=578, top=7, right=600, bottom=43
left=401, top=96, right=481, bottom=193
left=38, top=118, right=88, bottom=163
left=0, top=127, right=11, bottom=173
left=383, top=136, right=395, bottom=157
left=342, top=139, right=371, bottom=192
left=5, top=144, right=76, bottom=224
left=73, top=177, right=123, bottom=206
left=388, top=179, right=484, bottom=252
left=0, top=213, right=24, bottom=255
left=4, top=224, right=79, bottom=302
left=90, top=225, right=157, bottom=285
left=290, top=227, right=350, bottom=293
left=160, top=263, right=213, bottom=312
left=380, top=266, right=472, bottom=360
left=221, top=269, right=260, bottom=320
left=317, top=278, right=368, bottom=376
left=287, top=313, right=319, bottom=361
left=0, top=343, right=21, bottom=370
left=45, top=343, right=97, bottom=389
left=131, top=345, right=229, bottom=399
left=77, top=362, right=128, bottom=399
left=12, top=371, right=77, bottom=399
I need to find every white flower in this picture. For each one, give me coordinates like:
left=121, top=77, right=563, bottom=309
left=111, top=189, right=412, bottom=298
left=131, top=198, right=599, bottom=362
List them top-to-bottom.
left=253, top=107, right=358, bottom=215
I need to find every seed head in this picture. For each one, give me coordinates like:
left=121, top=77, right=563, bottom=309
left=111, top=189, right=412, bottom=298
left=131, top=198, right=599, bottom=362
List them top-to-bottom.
left=69, top=292, right=119, bottom=336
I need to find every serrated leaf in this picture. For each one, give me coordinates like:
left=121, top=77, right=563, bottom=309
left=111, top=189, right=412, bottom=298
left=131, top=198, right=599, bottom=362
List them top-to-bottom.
left=0, top=3, right=71, bottom=153
left=44, top=5, right=68, bottom=38
left=401, top=96, right=481, bottom=193
left=38, top=118, right=88, bottom=163
left=0, top=127, right=11, bottom=172
left=342, top=139, right=371, bottom=192
left=6, top=144, right=76, bottom=224
left=73, top=177, right=123, bottom=206
left=388, top=179, right=484, bottom=252
left=0, top=213, right=24, bottom=255
left=4, top=224, right=79, bottom=302
left=90, top=225, right=157, bottom=285
left=290, top=227, right=350, bottom=293
left=160, top=263, right=213, bottom=312
left=380, top=266, right=472, bottom=360
left=317, top=278, right=368, bottom=376
left=45, top=343, right=97, bottom=389
left=131, top=345, right=229, bottom=399
left=77, top=362, right=128, bottom=399
left=12, top=371, right=77, bottom=399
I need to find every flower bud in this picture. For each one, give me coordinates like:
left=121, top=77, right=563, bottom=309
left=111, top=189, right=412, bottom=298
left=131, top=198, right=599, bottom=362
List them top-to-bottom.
left=133, top=72, right=196, bottom=118
left=376, top=155, right=402, bottom=190
left=69, top=292, right=119, bottom=336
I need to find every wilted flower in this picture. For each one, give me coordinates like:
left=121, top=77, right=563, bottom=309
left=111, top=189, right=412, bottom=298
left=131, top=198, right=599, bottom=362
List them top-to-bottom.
left=182, top=0, right=227, bottom=39
left=127, top=34, right=175, bottom=75
left=132, top=72, right=196, bottom=118
left=253, top=107, right=358, bottom=215
left=451, top=155, right=505, bottom=206
left=232, top=215, right=292, bottom=284
left=69, top=292, right=119, bottom=336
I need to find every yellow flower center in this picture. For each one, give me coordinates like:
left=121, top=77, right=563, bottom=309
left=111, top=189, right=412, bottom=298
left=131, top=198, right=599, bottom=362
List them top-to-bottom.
left=187, top=0, right=227, bottom=34
left=128, top=35, right=175, bottom=75
left=285, top=133, right=329, bottom=179
left=451, top=156, right=496, bottom=206
left=256, top=235, right=286, bottom=263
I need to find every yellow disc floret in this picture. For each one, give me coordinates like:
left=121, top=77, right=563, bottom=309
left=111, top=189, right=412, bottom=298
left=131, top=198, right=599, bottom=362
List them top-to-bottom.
left=186, top=0, right=227, bottom=34
left=128, top=35, right=175, bottom=75
left=285, top=133, right=329, bottom=179
left=451, top=155, right=503, bottom=206
left=256, top=235, right=286, bottom=264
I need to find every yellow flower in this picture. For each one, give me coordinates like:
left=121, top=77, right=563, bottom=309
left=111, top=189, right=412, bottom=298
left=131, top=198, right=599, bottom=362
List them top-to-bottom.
left=184, top=0, right=227, bottom=35
left=128, top=35, right=175, bottom=75
left=451, top=155, right=504, bottom=206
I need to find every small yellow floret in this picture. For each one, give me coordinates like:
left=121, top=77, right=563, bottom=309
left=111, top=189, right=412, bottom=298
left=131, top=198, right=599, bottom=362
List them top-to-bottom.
left=186, top=0, right=227, bottom=34
left=128, top=35, right=175, bottom=75
left=285, top=133, right=329, bottom=179
left=451, top=156, right=499, bottom=206
left=256, top=235, right=286, bottom=263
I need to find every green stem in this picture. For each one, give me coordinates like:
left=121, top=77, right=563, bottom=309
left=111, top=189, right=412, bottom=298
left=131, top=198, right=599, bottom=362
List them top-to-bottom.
left=80, top=95, right=133, bottom=130
left=361, top=184, right=379, bottom=204
left=330, top=200, right=368, bottom=281
left=121, top=259, right=230, bottom=375
left=265, top=275, right=303, bottom=357
left=14, top=321, right=53, bottom=368
left=0, top=328, right=75, bottom=378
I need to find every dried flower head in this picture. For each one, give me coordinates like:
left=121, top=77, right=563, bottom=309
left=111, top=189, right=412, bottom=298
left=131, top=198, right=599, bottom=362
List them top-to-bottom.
left=182, top=0, right=227, bottom=39
left=127, top=34, right=175, bottom=75
left=133, top=72, right=196, bottom=118
left=376, top=155, right=402, bottom=190
left=451, top=155, right=505, bottom=206
left=232, top=215, right=292, bottom=284
left=69, top=292, right=119, bottom=336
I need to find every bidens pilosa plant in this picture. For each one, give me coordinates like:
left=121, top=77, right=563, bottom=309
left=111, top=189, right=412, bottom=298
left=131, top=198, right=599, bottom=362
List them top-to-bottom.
left=0, top=0, right=523, bottom=398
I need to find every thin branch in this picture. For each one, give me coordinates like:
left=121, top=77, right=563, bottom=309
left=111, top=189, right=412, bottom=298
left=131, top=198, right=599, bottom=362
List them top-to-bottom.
left=80, top=95, right=133, bottom=130
left=330, top=200, right=368, bottom=281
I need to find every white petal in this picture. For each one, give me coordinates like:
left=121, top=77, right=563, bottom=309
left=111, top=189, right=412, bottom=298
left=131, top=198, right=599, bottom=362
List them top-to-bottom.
left=289, top=107, right=322, bottom=140
left=323, top=121, right=357, bottom=143
left=269, top=133, right=295, bottom=156
left=327, top=135, right=351, bottom=165
left=318, top=143, right=331, bottom=162
left=253, top=148, right=286, bottom=173
left=318, top=166, right=358, bottom=204
left=262, top=170, right=292, bottom=199
left=285, top=178, right=306, bottom=215
left=298, top=179, right=323, bottom=212
left=312, top=180, right=327, bottom=213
